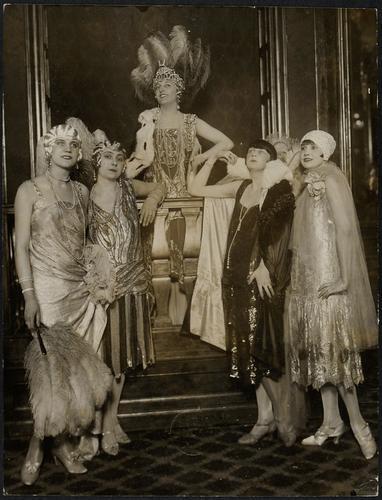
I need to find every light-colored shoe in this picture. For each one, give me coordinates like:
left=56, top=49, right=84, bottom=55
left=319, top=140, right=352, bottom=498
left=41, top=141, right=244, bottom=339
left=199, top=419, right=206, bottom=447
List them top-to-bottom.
left=302, top=421, right=346, bottom=446
left=114, top=422, right=131, bottom=444
left=238, top=422, right=277, bottom=445
left=352, top=423, right=377, bottom=460
left=101, top=431, right=119, bottom=456
left=74, top=435, right=100, bottom=462
left=20, top=438, right=44, bottom=486
left=52, top=444, right=87, bottom=474
left=21, top=452, right=43, bottom=486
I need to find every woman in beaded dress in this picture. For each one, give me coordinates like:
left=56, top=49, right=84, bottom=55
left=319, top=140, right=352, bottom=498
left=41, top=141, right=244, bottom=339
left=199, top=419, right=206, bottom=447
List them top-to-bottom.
left=131, top=26, right=233, bottom=326
left=14, top=124, right=113, bottom=485
left=285, top=130, right=378, bottom=459
left=188, top=139, right=304, bottom=447
left=88, top=140, right=165, bottom=456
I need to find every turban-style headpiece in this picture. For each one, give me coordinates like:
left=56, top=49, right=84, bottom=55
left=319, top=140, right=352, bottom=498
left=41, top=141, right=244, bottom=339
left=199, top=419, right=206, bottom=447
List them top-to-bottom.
left=301, top=130, right=336, bottom=161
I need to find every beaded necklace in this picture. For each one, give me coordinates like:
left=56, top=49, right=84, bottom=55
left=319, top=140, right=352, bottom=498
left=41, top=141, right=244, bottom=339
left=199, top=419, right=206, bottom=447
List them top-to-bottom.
left=155, top=108, right=183, bottom=180
left=46, top=172, right=86, bottom=262
left=226, top=205, right=249, bottom=270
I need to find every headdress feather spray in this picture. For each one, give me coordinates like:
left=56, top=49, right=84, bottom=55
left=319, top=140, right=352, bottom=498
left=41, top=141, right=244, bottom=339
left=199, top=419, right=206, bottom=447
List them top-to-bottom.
left=131, top=25, right=210, bottom=107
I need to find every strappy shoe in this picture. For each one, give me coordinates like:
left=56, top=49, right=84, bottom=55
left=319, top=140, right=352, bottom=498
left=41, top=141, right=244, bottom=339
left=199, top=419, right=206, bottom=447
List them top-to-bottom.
left=238, top=421, right=277, bottom=445
left=302, top=421, right=347, bottom=446
left=114, top=422, right=131, bottom=444
left=352, top=423, right=377, bottom=460
left=101, top=431, right=119, bottom=456
left=51, top=444, right=87, bottom=474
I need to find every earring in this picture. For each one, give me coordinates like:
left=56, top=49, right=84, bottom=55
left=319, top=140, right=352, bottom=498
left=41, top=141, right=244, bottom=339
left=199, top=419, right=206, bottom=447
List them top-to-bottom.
left=176, top=92, right=181, bottom=110
left=45, top=154, right=52, bottom=171
left=76, top=163, right=79, bottom=170
left=93, top=171, right=97, bottom=182
left=118, top=177, right=123, bottom=188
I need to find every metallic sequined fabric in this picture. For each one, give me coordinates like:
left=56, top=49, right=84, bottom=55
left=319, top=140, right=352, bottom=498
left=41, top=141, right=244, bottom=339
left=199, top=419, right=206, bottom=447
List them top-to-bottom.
left=286, top=174, right=364, bottom=390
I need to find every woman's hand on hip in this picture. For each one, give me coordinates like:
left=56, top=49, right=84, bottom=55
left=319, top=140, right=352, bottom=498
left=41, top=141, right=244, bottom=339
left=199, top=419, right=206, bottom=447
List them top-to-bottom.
left=248, top=261, right=274, bottom=299
left=318, top=280, right=347, bottom=299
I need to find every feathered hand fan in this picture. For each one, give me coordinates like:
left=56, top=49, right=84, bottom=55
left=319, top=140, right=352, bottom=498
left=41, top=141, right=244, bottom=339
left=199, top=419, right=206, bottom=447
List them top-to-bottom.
left=24, top=323, right=113, bottom=440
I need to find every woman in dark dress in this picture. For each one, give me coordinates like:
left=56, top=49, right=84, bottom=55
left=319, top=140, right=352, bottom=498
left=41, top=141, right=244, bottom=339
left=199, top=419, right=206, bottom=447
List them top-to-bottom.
left=188, top=140, right=303, bottom=446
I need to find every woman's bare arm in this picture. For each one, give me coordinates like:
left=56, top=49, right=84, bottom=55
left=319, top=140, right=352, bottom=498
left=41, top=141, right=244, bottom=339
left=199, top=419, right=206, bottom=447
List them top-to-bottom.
left=193, top=118, right=234, bottom=168
left=188, top=156, right=241, bottom=198
left=132, top=179, right=166, bottom=227
left=14, top=181, right=41, bottom=330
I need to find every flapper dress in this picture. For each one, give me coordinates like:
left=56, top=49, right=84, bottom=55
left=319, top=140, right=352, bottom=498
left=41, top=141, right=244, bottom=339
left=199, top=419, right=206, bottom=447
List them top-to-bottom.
left=143, top=113, right=200, bottom=285
left=286, top=164, right=378, bottom=390
left=27, top=177, right=112, bottom=438
left=30, top=178, right=107, bottom=349
left=88, top=179, right=155, bottom=376
left=222, top=179, right=295, bottom=391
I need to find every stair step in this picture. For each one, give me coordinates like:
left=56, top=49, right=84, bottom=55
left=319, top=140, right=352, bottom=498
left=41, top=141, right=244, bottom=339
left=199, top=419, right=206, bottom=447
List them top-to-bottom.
left=11, top=355, right=231, bottom=406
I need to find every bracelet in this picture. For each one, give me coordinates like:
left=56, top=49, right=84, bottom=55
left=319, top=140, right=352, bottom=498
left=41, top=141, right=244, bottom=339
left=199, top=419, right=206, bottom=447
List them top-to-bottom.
left=18, top=277, right=33, bottom=283
left=21, top=287, right=35, bottom=294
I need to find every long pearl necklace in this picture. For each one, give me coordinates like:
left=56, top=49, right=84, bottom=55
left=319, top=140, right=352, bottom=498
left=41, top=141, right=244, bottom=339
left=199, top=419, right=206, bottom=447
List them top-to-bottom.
left=46, top=172, right=86, bottom=262
left=226, top=205, right=249, bottom=270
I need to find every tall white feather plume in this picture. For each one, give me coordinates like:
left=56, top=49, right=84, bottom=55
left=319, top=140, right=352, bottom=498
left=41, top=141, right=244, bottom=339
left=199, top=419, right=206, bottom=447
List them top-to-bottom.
left=131, top=25, right=211, bottom=105
left=170, top=25, right=189, bottom=66
left=146, top=33, right=171, bottom=66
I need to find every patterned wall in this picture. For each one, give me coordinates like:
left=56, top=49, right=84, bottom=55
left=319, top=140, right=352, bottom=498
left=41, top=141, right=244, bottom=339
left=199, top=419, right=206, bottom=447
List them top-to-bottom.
left=47, top=5, right=261, bottom=159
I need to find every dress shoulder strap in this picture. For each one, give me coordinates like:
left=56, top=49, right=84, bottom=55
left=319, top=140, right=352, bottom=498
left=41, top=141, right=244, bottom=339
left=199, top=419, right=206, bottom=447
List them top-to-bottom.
left=31, top=178, right=43, bottom=198
left=235, top=179, right=252, bottom=202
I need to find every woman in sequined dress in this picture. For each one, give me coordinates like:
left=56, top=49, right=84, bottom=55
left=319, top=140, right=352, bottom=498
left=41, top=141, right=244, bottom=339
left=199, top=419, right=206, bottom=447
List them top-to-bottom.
left=131, top=27, right=233, bottom=326
left=140, top=71, right=233, bottom=326
left=285, top=130, right=378, bottom=459
left=188, top=139, right=302, bottom=447
left=88, top=140, right=165, bottom=456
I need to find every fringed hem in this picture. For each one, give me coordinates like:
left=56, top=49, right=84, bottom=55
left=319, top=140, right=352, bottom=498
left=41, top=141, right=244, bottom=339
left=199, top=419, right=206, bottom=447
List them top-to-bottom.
left=287, top=293, right=365, bottom=390
left=289, top=360, right=364, bottom=391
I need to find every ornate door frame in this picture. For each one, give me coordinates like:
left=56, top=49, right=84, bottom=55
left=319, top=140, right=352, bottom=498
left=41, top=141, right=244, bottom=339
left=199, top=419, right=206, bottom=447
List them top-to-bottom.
left=24, top=4, right=51, bottom=178
left=258, top=7, right=353, bottom=184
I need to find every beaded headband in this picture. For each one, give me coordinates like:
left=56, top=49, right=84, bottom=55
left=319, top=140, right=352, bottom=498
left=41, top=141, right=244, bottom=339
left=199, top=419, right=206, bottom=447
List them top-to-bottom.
left=152, top=61, right=185, bottom=93
left=43, top=124, right=81, bottom=149
left=92, top=140, right=127, bottom=171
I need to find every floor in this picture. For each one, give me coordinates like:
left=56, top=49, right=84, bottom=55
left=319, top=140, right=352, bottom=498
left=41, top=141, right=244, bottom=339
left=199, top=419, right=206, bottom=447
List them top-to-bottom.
left=3, top=382, right=378, bottom=497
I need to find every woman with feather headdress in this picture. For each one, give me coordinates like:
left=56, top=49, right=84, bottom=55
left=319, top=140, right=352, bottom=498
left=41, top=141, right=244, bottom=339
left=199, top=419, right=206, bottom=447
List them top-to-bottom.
left=131, top=26, right=234, bottom=326
left=14, top=123, right=114, bottom=485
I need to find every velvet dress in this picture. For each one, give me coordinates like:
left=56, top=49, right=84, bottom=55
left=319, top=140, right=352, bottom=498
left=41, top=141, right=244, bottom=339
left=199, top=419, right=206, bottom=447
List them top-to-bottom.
left=222, top=179, right=295, bottom=391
